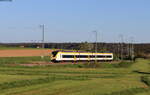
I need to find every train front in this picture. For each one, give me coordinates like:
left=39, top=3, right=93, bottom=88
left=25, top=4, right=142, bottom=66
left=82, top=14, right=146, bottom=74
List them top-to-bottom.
left=51, top=51, right=59, bottom=62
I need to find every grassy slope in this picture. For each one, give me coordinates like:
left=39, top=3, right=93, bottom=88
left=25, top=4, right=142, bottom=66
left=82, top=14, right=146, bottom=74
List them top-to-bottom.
left=0, top=59, right=149, bottom=95
left=130, top=59, right=150, bottom=72
left=130, top=59, right=150, bottom=95
left=0, top=75, right=45, bottom=83
left=3, top=78, right=145, bottom=95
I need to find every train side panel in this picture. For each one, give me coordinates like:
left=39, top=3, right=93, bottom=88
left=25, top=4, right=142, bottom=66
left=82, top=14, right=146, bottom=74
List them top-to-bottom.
left=55, top=52, right=113, bottom=62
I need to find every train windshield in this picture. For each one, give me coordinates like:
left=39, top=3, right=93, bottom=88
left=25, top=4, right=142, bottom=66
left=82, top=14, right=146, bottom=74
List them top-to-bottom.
left=51, top=51, right=59, bottom=57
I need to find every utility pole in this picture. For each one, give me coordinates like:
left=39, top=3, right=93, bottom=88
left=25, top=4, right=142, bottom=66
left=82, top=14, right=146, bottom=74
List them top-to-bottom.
left=40, top=24, right=45, bottom=48
left=93, top=31, right=98, bottom=63
left=93, top=31, right=98, bottom=53
left=119, top=34, right=124, bottom=61
left=130, top=37, right=135, bottom=61
left=127, top=38, right=131, bottom=60
left=127, top=39, right=130, bottom=59
left=117, top=42, right=120, bottom=60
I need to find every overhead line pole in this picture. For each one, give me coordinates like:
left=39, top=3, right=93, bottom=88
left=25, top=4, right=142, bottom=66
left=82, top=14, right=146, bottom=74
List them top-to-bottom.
left=40, top=24, right=45, bottom=48
left=93, top=31, right=98, bottom=63
left=94, top=31, right=98, bottom=53
left=119, top=34, right=124, bottom=61
left=130, top=37, right=135, bottom=62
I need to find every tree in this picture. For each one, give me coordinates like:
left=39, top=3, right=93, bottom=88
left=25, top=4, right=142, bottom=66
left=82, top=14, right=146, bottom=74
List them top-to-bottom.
left=79, top=42, right=94, bottom=52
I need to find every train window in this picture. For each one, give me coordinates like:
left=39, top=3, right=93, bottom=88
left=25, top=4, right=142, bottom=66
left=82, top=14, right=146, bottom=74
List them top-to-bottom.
left=62, top=55, right=74, bottom=58
left=62, top=55, right=112, bottom=58
left=76, top=55, right=88, bottom=58
left=89, top=55, right=112, bottom=58
left=89, top=55, right=95, bottom=58
left=90, top=55, right=104, bottom=58
left=97, top=55, right=105, bottom=58
left=97, top=55, right=112, bottom=58
left=105, top=55, right=112, bottom=58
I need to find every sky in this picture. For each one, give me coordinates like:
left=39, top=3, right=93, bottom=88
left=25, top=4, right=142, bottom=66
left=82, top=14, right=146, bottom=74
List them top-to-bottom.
left=0, top=0, right=150, bottom=43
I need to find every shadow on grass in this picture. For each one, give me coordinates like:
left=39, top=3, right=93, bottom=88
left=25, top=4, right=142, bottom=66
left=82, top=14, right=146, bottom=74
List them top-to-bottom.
left=133, top=70, right=150, bottom=75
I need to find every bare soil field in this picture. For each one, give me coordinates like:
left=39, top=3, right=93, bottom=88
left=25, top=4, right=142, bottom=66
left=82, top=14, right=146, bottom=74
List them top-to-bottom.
left=0, top=49, right=53, bottom=57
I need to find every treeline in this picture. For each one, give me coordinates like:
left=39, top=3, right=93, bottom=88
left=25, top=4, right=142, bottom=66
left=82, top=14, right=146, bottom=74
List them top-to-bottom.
left=1, top=42, right=150, bottom=59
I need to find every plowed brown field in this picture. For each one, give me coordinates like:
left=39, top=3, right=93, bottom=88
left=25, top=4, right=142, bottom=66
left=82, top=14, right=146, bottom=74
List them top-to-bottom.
left=0, top=49, right=53, bottom=57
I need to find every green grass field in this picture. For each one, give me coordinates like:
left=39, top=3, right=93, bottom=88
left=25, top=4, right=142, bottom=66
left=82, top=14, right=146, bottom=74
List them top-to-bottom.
left=0, top=46, right=36, bottom=50
left=0, top=56, right=50, bottom=64
left=0, top=57, right=150, bottom=95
